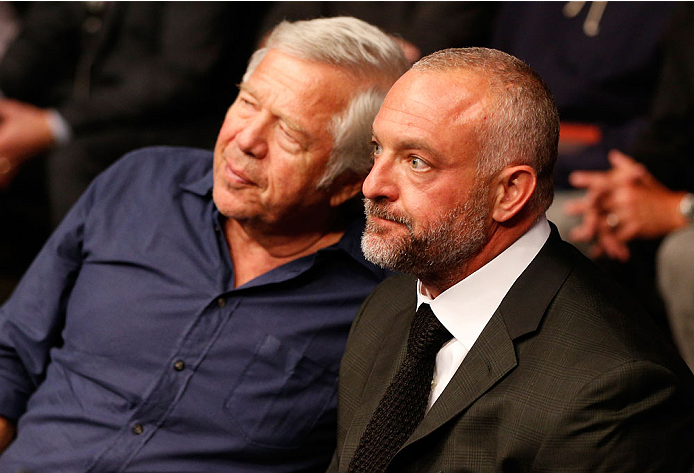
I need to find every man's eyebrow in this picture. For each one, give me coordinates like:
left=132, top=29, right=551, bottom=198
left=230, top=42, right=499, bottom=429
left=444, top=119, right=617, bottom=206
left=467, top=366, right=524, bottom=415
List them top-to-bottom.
left=238, top=82, right=258, bottom=95
left=238, top=82, right=262, bottom=103
left=238, top=83, right=309, bottom=137
left=372, top=127, right=443, bottom=160
left=399, top=139, right=440, bottom=156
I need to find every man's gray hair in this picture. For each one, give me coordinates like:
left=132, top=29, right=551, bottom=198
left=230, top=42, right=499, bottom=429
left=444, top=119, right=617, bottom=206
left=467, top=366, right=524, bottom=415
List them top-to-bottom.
left=243, top=17, right=410, bottom=190
left=413, top=48, right=560, bottom=214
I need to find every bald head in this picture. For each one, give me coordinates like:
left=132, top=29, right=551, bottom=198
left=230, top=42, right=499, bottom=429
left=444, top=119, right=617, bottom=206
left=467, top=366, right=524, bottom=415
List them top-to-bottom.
left=413, top=48, right=559, bottom=215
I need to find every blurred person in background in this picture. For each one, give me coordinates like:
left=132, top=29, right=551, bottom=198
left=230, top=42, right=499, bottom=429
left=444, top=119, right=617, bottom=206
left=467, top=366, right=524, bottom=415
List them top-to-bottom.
left=257, top=1, right=498, bottom=63
left=566, top=3, right=694, bottom=371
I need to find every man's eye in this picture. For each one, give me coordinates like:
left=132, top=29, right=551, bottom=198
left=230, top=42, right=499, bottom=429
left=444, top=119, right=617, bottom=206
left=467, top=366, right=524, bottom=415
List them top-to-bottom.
left=237, top=92, right=257, bottom=108
left=276, top=124, right=305, bottom=152
left=279, top=125, right=299, bottom=144
left=371, top=142, right=382, bottom=157
left=409, top=156, right=428, bottom=170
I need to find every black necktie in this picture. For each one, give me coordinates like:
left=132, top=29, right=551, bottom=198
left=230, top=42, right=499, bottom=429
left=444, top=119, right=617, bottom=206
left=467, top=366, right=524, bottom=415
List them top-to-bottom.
left=347, top=303, right=452, bottom=473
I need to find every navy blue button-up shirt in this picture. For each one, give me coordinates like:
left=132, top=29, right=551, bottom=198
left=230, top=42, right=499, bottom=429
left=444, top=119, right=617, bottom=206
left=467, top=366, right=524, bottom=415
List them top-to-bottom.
left=0, top=147, right=389, bottom=472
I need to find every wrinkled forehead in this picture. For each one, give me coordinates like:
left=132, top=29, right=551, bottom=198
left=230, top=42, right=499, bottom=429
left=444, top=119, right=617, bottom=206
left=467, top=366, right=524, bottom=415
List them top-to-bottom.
left=244, top=50, right=365, bottom=139
left=249, top=50, right=358, bottom=104
left=375, top=69, right=490, bottom=137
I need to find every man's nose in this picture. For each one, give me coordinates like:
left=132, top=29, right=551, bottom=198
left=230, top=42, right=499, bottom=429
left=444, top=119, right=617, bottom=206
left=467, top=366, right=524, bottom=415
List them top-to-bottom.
left=236, top=114, right=270, bottom=159
left=363, top=155, right=397, bottom=201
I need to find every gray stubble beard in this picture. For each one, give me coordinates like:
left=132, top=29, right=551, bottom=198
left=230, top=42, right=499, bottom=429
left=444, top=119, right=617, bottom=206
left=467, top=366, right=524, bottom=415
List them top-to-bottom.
left=361, top=184, right=490, bottom=283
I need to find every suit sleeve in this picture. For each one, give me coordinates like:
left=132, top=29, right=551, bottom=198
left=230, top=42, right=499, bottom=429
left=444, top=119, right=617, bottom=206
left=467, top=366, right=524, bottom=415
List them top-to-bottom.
left=0, top=183, right=92, bottom=422
left=533, top=360, right=694, bottom=472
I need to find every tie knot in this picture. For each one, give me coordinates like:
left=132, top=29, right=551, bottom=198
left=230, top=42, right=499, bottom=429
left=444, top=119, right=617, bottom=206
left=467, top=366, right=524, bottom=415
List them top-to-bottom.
left=408, top=303, right=452, bottom=358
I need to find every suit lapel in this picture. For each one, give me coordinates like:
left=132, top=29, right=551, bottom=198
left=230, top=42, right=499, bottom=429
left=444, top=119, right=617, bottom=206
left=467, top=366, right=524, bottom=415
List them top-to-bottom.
left=403, top=226, right=575, bottom=448
left=406, top=312, right=517, bottom=446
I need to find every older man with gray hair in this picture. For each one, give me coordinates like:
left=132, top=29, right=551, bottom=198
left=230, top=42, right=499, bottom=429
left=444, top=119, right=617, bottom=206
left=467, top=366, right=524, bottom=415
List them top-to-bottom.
left=0, top=17, right=407, bottom=472
left=330, top=47, right=694, bottom=472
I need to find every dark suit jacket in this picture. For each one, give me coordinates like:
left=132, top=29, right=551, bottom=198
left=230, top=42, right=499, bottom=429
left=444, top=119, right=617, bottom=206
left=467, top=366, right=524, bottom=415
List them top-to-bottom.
left=329, top=229, right=694, bottom=472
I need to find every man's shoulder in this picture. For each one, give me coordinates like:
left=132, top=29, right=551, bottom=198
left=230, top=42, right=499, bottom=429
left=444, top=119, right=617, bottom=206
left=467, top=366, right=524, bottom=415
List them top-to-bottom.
left=69, top=146, right=214, bottom=221
left=92, top=146, right=213, bottom=193
left=107, top=146, right=212, bottom=176
left=529, top=242, right=691, bottom=378
left=352, top=274, right=417, bottom=329
left=366, top=274, right=417, bottom=307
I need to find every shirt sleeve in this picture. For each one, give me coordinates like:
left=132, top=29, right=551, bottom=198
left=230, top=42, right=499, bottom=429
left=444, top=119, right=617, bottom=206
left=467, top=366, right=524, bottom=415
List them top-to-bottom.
left=0, top=182, right=93, bottom=422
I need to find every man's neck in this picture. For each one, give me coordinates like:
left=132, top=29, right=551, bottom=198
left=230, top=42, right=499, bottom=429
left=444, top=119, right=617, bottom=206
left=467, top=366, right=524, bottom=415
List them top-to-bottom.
left=224, top=215, right=346, bottom=288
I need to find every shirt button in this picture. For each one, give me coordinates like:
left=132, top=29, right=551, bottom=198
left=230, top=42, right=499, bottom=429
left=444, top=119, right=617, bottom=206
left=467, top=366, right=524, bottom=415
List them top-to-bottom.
left=217, top=297, right=226, bottom=308
left=173, top=360, right=185, bottom=371
left=132, top=423, right=144, bottom=435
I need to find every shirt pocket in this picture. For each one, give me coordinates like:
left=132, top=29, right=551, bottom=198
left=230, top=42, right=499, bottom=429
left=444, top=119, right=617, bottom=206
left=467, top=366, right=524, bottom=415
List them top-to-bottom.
left=224, top=331, right=337, bottom=449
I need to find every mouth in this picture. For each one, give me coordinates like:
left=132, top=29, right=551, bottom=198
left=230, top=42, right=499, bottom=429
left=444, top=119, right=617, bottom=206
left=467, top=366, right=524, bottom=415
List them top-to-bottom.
left=223, top=159, right=256, bottom=187
left=364, top=200, right=410, bottom=230
left=366, top=214, right=401, bottom=228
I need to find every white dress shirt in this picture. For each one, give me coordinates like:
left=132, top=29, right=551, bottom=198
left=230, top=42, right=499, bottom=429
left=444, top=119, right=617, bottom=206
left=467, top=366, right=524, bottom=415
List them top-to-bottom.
left=417, top=216, right=551, bottom=410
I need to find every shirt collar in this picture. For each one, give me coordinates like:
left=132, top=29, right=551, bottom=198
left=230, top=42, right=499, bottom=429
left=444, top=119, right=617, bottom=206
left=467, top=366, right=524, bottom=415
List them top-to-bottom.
left=180, top=166, right=214, bottom=197
left=313, top=205, right=388, bottom=278
left=417, top=216, right=551, bottom=351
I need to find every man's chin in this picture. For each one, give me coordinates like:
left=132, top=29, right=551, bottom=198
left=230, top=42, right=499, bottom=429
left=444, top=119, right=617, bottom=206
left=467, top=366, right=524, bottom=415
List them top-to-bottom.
left=360, top=232, right=404, bottom=269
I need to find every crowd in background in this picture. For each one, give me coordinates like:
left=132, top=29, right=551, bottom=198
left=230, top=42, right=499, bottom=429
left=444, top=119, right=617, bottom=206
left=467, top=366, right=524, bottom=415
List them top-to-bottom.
left=1, top=1, right=692, bottom=370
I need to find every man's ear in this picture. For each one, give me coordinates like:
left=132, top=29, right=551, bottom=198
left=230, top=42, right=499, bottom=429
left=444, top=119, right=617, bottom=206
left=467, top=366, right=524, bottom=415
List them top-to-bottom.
left=491, top=165, right=537, bottom=223
left=329, top=174, right=365, bottom=208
